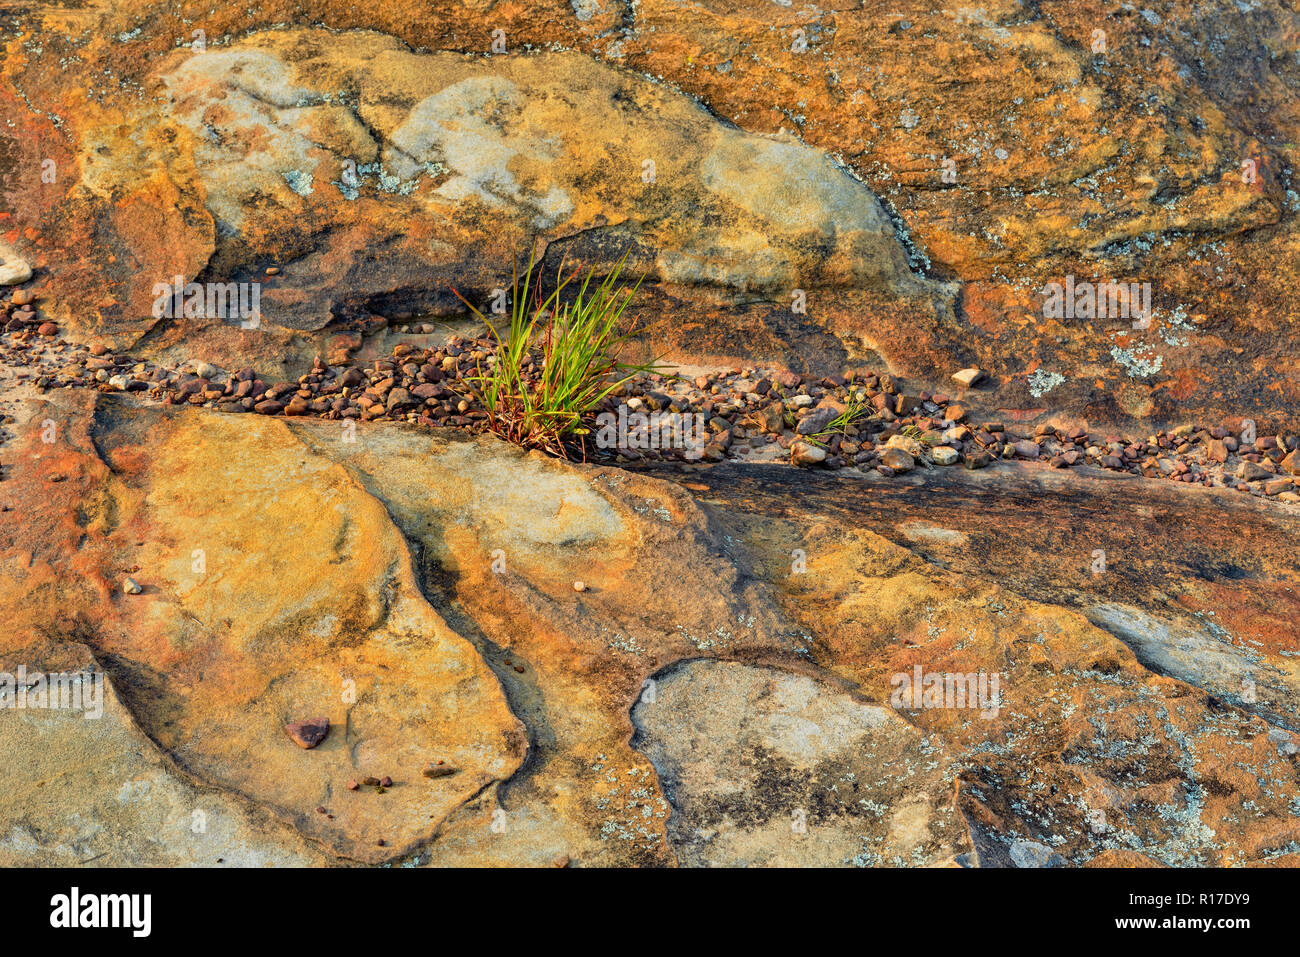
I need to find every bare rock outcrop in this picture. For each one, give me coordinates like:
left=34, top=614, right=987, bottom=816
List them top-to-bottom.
left=3, top=390, right=1295, bottom=866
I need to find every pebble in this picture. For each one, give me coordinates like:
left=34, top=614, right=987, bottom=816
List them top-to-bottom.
left=4, top=326, right=1297, bottom=499
left=951, top=367, right=985, bottom=388
left=795, top=407, right=834, bottom=435
left=885, top=434, right=924, bottom=458
left=791, top=441, right=827, bottom=466
left=880, top=448, right=914, bottom=472
left=1239, top=461, right=1272, bottom=482
left=122, top=576, right=143, bottom=595
left=573, top=581, right=587, bottom=592
left=284, top=717, right=330, bottom=750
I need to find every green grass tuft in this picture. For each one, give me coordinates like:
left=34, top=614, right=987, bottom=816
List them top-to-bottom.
left=451, top=245, right=661, bottom=459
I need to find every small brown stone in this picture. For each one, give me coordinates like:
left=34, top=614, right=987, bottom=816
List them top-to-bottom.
left=880, top=447, right=914, bottom=472
left=1239, top=461, right=1272, bottom=482
left=284, top=717, right=330, bottom=749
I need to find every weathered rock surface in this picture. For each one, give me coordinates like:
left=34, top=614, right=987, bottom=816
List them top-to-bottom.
left=2, top=0, right=1299, bottom=868
left=6, top=0, right=1297, bottom=426
left=5, top=24, right=942, bottom=367
left=2, top=389, right=1297, bottom=866
left=0, top=391, right=527, bottom=864
left=0, top=641, right=328, bottom=867
left=632, top=660, right=972, bottom=866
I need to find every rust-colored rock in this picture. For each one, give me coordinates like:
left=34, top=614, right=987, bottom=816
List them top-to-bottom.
left=2, top=0, right=1299, bottom=874
left=285, top=717, right=330, bottom=750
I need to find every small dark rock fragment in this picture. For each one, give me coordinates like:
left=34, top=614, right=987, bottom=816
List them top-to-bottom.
left=284, top=717, right=330, bottom=750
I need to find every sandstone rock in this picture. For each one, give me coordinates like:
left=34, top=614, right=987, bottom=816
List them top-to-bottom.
left=4, top=0, right=1299, bottom=428
left=5, top=1, right=1300, bottom=873
left=55, top=29, right=935, bottom=343
left=951, top=368, right=985, bottom=388
left=3, top=391, right=1299, bottom=868
left=0, top=395, right=526, bottom=864
left=931, top=446, right=959, bottom=466
left=0, top=642, right=326, bottom=866
left=631, top=660, right=972, bottom=866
